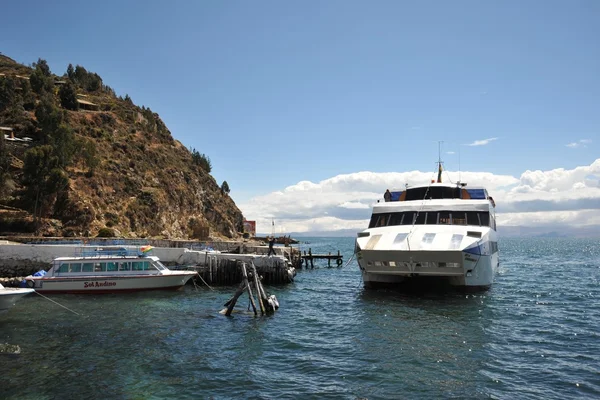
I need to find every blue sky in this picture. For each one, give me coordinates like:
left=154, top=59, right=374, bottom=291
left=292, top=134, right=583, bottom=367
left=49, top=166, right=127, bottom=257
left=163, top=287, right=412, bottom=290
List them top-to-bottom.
left=1, top=1, right=599, bottom=234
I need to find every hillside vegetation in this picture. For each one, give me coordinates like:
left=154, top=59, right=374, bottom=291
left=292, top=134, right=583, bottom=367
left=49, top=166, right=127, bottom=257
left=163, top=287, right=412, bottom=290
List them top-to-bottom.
left=0, top=53, right=243, bottom=239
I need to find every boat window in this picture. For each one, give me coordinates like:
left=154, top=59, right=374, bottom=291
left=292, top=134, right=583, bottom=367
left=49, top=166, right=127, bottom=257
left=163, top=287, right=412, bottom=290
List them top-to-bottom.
left=439, top=211, right=451, bottom=224
left=466, top=211, right=480, bottom=226
left=389, top=212, right=404, bottom=226
left=400, top=212, right=415, bottom=225
left=415, top=212, right=426, bottom=225
left=425, top=212, right=437, bottom=225
left=452, top=212, right=467, bottom=225
left=479, top=212, right=490, bottom=227
left=369, top=213, right=391, bottom=228
left=368, top=214, right=378, bottom=228
left=394, top=233, right=408, bottom=244
left=421, top=233, right=436, bottom=245
left=450, top=234, right=464, bottom=249
left=132, top=261, right=145, bottom=271
left=154, top=261, right=168, bottom=270
left=106, top=262, right=118, bottom=271
left=119, top=262, right=131, bottom=271
left=58, top=263, right=69, bottom=273
left=70, top=263, right=82, bottom=273
left=82, top=263, right=94, bottom=272
left=94, top=263, right=107, bottom=272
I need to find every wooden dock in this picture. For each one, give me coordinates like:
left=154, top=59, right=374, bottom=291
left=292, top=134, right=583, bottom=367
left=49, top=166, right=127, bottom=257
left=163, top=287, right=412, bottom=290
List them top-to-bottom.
left=299, top=249, right=343, bottom=268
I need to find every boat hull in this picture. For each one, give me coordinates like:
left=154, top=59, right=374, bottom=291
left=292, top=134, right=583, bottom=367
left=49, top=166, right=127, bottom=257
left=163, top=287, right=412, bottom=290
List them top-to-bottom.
left=358, top=249, right=499, bottom=291
left=27, top=272, right=197, bottom=294
left=0, top=288, right=35, bottom=311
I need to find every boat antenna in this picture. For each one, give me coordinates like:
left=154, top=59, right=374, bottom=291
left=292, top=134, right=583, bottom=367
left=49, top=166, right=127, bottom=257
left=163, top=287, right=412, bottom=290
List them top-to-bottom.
left=437, top=141, right=443, bottom=183
left=458, top=145, right=461, bottom=184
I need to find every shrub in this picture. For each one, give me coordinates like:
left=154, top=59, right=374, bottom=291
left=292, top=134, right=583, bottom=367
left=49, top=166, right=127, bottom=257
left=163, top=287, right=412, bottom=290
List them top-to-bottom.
left=97, top=227, right=116, bottom=237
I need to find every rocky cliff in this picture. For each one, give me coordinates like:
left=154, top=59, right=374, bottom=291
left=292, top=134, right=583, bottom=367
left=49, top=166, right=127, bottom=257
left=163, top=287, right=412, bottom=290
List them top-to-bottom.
left=0, top=53, right=244, bottom=239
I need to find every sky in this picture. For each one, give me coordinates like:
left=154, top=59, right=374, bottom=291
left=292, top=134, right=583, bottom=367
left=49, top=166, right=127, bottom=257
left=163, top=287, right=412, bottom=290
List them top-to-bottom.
left=1, top=0, right=599, bottom=235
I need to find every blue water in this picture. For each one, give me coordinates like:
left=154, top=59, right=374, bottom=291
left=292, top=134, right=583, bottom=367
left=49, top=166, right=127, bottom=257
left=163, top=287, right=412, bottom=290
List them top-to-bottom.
left=1, top=237, right=599, bottom=399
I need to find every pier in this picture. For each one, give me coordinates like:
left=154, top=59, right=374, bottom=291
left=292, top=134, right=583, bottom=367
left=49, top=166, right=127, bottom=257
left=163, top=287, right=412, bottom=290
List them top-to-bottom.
left=299, top=248, right=343, bottom=268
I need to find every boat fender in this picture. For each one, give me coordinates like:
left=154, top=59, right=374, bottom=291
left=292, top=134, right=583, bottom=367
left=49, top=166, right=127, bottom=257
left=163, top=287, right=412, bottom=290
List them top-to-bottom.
left=336, top=258, right=343, bottom=266
left=26, top=280, right=35, bottom=289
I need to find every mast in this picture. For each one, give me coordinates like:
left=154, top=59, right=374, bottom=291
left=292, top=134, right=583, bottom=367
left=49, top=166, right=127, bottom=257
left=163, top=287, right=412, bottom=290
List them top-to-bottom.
left=437, top=141, right=443, bottom=183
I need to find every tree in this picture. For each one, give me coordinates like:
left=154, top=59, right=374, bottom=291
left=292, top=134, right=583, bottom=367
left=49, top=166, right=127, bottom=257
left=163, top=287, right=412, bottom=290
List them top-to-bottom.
left=29, top=58, right=54, bottom=95
left=33, top=58, right=51, bottom=77
left=66, top=64, right=74, bottom=80
left=0, top=76, right=16, bottom=112
left=59, top=82, right=79, bottom=110
left=35, top=95, right=63, bottom=142
left=50, top=124, right=76, bottom=168
left=0, top=135, right=10, bottom=198
left=80, top=138, right=99, bottom=176
left=22, top=145, right=60, bottom=216
left=221, top=181, right=230, bottom=194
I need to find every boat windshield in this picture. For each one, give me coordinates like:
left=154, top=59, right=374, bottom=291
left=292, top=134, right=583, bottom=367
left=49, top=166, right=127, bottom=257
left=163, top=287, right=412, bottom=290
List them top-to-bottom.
left=369, top=211, right=493, bottom=229
left=153, top=261, right=168, bottom=271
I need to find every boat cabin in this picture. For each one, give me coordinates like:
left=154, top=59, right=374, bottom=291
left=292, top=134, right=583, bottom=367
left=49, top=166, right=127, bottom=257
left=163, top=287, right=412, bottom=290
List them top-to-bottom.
left=49, top=256, right=168, bottom=276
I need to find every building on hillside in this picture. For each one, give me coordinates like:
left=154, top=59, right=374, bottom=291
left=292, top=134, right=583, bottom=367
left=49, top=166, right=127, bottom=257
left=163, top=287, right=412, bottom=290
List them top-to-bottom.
left=76, top=98, right=99, bottom=111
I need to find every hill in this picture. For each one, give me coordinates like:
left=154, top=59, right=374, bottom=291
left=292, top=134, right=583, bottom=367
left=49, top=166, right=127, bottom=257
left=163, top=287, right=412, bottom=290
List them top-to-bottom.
left=0, top=53, right=243, bottom=239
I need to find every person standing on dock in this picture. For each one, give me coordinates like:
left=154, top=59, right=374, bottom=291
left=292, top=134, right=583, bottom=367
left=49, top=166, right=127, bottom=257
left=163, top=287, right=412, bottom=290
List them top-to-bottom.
left=384, top=189, right=392, bottom=202
left=267, top=236, right=276, bottom=256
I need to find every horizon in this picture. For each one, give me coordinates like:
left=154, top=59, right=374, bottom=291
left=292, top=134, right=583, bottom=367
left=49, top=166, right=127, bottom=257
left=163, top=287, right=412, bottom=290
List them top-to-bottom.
left=1, top=1, right=599, bottom=236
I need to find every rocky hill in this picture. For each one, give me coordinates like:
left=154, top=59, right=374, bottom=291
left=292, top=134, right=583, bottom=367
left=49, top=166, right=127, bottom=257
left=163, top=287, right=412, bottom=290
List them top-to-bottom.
left=0, top=53, right=244, bottom=239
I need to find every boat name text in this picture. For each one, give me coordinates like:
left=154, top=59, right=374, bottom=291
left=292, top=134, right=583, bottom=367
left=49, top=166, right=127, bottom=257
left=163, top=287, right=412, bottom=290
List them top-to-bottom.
left=84, top=281, right=117, bottom=288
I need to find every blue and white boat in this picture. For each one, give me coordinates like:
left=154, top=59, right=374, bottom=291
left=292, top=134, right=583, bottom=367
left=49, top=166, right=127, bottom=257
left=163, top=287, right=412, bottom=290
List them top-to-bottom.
left=355, top=163, right=499, bottom=291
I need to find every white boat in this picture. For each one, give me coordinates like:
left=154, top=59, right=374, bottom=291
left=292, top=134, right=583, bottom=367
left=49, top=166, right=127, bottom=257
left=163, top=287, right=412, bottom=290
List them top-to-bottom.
left=356, top=163, right=499, bottom=291
left=23, top=247, right=197, bottom=294
left=0, top=283, right=34, bottom=311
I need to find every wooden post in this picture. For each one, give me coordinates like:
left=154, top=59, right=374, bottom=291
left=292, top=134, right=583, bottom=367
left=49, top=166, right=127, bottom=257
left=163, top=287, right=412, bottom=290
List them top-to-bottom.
left=241, top=262, right=257, bottom=316
left=251, top=263, right=265, bottom=314
left=224, top=282, right=247, bottom=316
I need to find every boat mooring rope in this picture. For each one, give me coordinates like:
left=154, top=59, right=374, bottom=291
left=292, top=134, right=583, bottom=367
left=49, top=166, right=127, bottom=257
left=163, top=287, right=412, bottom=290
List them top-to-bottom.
left=342, top=251, right=356, bottom=268
left=195, top=272, right=215, bottom=291
left=34, top=291, right=81, bottom=316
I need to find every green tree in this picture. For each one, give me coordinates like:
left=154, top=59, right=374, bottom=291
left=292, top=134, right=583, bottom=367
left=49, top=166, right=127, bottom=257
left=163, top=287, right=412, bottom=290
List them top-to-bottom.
left=33, top=58, right=51, bottom=77
left=29, top=59, right=54, bottom=95
left=66, top=63, right=74, bottom=80
left=0, top=76, right=17, bottom=112
left=59, top=82, right=79, bottom=110
left=35, top=95, right=63, bottom=142
left=50, top=124, right=76, bottom=168
left=0, top=135, right=10, bottom=199
left=80, top=138, right=99, bottom=175
left=22, top=145, right=60, bottom=216
left=221, top=180, right=230, bottom=194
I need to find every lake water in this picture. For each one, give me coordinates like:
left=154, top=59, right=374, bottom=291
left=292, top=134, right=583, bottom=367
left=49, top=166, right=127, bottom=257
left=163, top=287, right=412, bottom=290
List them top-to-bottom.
left=1, top=237, right=599, bottom=399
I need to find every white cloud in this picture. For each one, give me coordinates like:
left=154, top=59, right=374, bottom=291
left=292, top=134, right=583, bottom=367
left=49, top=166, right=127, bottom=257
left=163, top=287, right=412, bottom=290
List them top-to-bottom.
left=467, top=137, right=498, bottom=146
left=566, top=139, right=592, bottom=148
left=446, top=151, right=455, bottom=155
left=238, top=159, right=600, bottom=234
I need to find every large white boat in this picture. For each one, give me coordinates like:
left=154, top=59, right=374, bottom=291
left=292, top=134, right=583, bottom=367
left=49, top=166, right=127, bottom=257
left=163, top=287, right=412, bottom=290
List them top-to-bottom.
left=355, top=163, right=499, bottom=291
left=23, top=247, right=197, bottom=294
left=0, top=283, right=34, bottom=311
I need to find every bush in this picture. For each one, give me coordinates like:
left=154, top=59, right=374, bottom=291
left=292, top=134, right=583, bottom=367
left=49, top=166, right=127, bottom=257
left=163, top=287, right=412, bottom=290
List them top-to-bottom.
left=97, top=227, right=116, bottom=237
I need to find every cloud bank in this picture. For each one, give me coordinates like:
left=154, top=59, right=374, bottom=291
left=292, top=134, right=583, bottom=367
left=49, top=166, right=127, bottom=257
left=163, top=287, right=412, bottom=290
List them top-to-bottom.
left=239, top=159, right=600, bottom=235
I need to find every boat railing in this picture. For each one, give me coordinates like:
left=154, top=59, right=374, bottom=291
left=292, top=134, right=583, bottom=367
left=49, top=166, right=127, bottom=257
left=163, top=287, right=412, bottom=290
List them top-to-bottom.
left=74, top=247, right=149, bottom=258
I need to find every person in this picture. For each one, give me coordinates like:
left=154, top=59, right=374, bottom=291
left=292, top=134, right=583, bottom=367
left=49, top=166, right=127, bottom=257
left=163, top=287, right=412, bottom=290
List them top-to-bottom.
left=384, top=189, right=392, bottom=202
left=267, top=236, right=276, bottom=256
